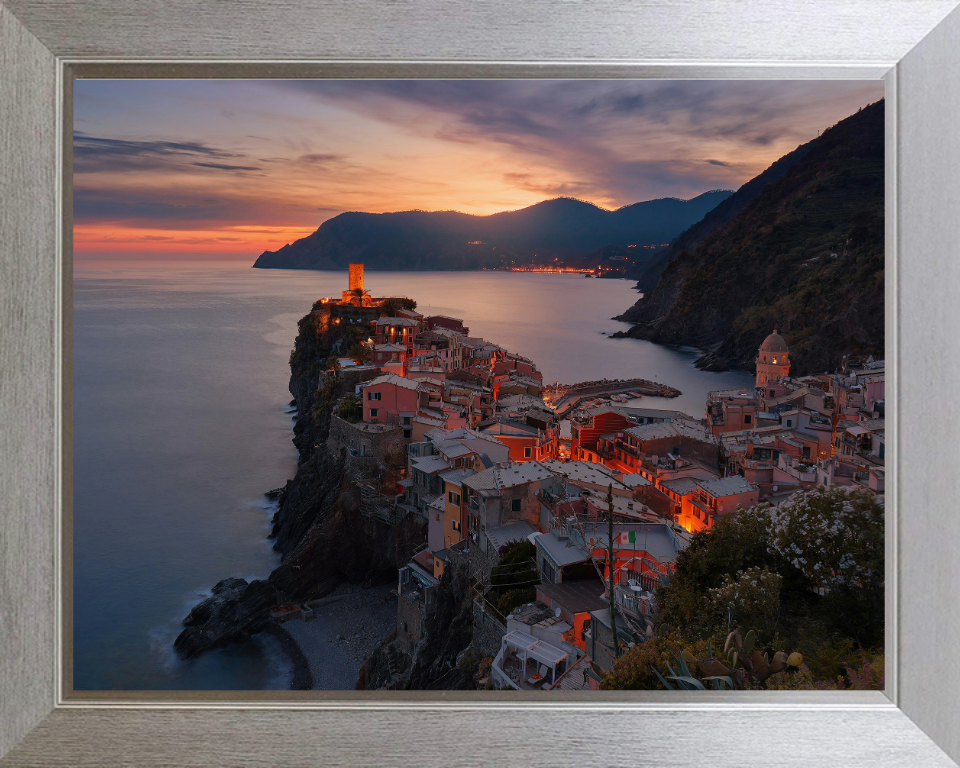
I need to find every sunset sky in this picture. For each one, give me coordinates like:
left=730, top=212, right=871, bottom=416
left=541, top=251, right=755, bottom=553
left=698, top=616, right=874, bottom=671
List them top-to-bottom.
left=73, top=79, right=884, bottom=261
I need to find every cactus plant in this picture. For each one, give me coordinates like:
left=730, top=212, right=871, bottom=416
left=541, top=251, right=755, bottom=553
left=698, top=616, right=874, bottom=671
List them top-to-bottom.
left=654, top=628, right=804, bottom=690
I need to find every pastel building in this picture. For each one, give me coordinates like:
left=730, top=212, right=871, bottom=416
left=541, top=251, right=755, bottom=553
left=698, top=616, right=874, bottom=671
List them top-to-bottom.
left=361, top=374, right=428, bottom=424
left=680, top=475, right=760, bottom=533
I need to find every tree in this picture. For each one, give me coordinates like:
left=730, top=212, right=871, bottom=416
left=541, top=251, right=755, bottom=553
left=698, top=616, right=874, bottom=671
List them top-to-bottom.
left=378, top=297, right=418, bottom=317
left=348, top=341, right=371, bottom=366
left=338, top=393, right=361, bottom=423
left=768, top=486, right=884, bottom=645
left=656, top=487, right=885, bottom=650
left=654, top=503, right=787, bottom=638
left=487, top=540, right=539, bottom=619
left=706, top=566, right=782, bottom=635
left=601, top=635, right=674, bottom=690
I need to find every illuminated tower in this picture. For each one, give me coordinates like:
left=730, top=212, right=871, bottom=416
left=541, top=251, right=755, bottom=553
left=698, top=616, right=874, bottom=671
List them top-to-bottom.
left=342, top=263, right=370, bottom=305
left=348, top=263, right=364, bottom=292
left=756, top=330, right=791, bottom=387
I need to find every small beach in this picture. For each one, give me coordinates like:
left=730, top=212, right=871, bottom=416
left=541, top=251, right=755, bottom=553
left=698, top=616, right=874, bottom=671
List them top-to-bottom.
left=279, top=582, right=397, bottom=690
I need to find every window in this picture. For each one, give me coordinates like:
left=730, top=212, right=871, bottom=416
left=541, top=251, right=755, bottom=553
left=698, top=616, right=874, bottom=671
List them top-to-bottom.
left=368, top=391, right=381, bottom=401
left=370, top=408, right=378, bottom=418
left=743, top=415, right=752, bottom=424
left=403, top=416, right=411, bottom=425
left=786, top=419, right=793, bottom=427
left=403, top=429, right=411, bottom=439
left=802, top=446, right=810, bottom=459
left=524, top=447, right=532, bottom=458
left=448, top=491, right=461, bottom=505
left=511, top=498, right=521, bottom=512
left=435, top=513, right=440, bottom=522
left=451, top=520, right=461, bottom=532
left=541, top=559, right=556, bottom=583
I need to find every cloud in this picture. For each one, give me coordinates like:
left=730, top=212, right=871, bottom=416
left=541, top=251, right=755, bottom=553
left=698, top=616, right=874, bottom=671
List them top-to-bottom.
left=73, top=132, right=249, bottom=173
left=297, top=153, right=343, bottom=164
left=706, top=159, right=731, bottom=167
left=193, top=162, right=262, bottom=171
left=502, top=172, right=601, bottom=200
left=74, top=187, right=243, bottom=226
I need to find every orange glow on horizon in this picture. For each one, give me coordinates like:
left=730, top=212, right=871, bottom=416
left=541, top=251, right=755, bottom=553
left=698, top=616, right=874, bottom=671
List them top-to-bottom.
left=73, top=223, right=318, bottom=256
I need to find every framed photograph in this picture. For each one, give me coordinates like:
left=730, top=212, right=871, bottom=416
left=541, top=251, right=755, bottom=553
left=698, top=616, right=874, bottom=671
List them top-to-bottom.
left=2, top=1, right=959, bottom=765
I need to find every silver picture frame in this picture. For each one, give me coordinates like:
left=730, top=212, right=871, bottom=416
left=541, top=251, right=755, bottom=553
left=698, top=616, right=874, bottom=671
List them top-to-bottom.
left=2, top=1, right=959, bottom=764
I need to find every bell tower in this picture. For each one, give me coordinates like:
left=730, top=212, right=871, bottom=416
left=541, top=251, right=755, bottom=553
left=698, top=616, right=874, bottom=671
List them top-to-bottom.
left=756, top=330, right=791, bottom=388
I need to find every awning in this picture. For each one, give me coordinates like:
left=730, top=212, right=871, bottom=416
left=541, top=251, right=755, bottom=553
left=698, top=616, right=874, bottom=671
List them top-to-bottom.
left=502, top=630, right=569, bottom=666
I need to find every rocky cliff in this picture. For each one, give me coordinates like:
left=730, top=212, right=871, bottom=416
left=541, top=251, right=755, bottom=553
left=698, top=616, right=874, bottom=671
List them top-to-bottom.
left=612, top=99, right=885, bottom=375
left=174, top=303, right=426, bottom=661
left=357, top=563, right=479, bottom=691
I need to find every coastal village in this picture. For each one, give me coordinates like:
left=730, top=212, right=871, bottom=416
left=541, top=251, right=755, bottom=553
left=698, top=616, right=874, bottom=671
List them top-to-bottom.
left=271, top=264, right=885, bottom=691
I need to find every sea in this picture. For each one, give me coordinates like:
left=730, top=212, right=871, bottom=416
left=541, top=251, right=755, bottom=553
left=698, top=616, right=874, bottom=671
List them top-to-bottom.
left=72, top=261, right=754, bottom=690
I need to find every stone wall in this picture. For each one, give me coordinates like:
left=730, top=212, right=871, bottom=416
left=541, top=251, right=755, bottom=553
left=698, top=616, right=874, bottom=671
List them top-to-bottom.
left=339, top=366, right=382, bottom=392
left=328, top=414, right=405, bottom=465
left=449, top=541, right=497, bottom=582
left=397, top=594, right=423, bottom=653
left=471, top=599, right=507, bottom=659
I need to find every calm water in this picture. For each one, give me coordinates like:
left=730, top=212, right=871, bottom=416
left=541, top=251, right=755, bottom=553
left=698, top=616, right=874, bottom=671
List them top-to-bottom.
left=73, top=262, right=753, bottom=690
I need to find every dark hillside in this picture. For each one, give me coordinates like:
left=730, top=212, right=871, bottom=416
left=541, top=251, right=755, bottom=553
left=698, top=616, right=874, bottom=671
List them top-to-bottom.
left=612, top=100, right=885, bottom=375
left=630, top=139, right=817, bottom=291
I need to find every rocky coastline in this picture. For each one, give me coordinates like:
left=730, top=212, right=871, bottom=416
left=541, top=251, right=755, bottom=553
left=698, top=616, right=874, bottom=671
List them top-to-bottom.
left=173, top=302, right=425, bottom=680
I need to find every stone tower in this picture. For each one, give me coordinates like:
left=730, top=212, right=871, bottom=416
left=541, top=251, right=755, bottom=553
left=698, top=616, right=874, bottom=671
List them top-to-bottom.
left=348, top=263, right=364, bottom=292
left=756, top=330, right=791, bottom=387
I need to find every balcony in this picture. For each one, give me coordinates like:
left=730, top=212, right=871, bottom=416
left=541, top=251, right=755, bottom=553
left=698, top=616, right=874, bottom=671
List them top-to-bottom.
left=614, top=583, right=654, bottom=621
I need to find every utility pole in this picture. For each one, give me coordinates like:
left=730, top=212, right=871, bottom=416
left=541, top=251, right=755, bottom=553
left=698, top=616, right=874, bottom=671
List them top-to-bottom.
left=607, top=483, right=620, bottom=658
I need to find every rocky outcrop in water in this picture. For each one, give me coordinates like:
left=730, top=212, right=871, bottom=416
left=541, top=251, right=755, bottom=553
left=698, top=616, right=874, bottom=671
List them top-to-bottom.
left=174, top=578, right=275, bottom=659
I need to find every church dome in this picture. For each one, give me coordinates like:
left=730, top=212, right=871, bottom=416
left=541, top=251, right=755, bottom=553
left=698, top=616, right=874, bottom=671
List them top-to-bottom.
left=759, top=330, right=788, bottom=355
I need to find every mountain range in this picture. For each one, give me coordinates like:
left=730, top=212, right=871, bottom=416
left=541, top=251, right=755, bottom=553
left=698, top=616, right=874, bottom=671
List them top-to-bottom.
left=613, top=99, right=885, bottom=375
left=252, top=191, right=732, bottom=271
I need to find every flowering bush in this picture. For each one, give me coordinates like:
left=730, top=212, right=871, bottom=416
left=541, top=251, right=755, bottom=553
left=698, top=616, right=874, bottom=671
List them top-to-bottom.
left=656, top=485, right=885, bottom=653
left=768, top=486, right=884, bottom=593
left=706, top=566, right=782, bottom=633
left=841, top=653, right=885, bottom=690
